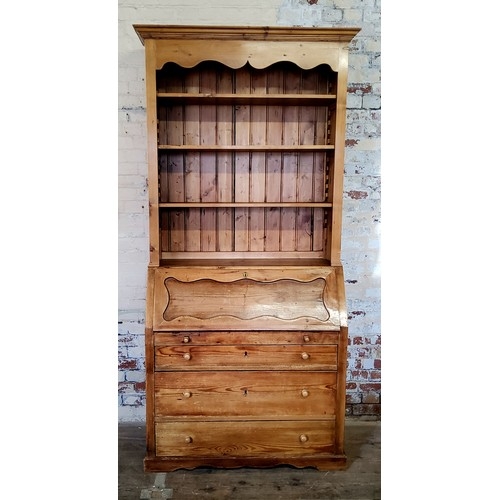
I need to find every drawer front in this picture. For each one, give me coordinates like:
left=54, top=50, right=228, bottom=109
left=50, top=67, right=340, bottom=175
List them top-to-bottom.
left=154, top=331, right=339, bottom=346
left=155, top=344, right=338, bottom=371
left=155, top=371, right=337, bottom=419
left=155, top=420, right=335, bottom=457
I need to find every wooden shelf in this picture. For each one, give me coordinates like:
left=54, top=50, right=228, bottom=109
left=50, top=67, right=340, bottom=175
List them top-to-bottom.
left=157, top=92, right=336, bottom=105
left=158, top=145, right=334, bottom=151
left=158, top=202, right=332, bottom=208
left=158, top=258, right=333, bottom=267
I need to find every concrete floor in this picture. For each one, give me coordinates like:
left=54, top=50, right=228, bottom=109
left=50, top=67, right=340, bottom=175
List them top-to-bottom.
left=119, top=418, right=381, bottom=500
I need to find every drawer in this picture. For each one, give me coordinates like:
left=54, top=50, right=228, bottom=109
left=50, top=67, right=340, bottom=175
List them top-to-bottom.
left=154, top=331, right=339, bottom=346
left=154, top=344, right=337, bottom=371
left=154, top=371, right=337, bottom=419
left=155, top=420, right=335, bottom=457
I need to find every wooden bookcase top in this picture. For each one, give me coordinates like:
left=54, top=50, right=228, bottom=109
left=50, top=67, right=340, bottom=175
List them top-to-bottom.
left=134, top=25, right=360, bottom=71
left=136, top=25, right=360, bottom=266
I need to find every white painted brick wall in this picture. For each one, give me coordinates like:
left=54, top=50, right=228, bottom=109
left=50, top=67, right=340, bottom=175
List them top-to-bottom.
left=118, top=0, right=381, bottom=421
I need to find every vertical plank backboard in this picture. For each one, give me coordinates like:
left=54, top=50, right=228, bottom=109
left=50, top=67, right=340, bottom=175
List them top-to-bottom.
left=281, top=65, right=300, bottom=251
left=199, top=66, right=217, bottom=251
left=217, top=66, right=235, bottom=251
left=234, top=66, right=251, bottom=251
left=265, top=66, right=283, bottom=252
left=184, top=69, right=202, bottom=251
left=296, top=69, right=316, bottom=252
left=157, top=70, right=170, bottom=254
left=249, top=70, right=267, bottom=251
left=166, top=91, right=185, bottom=252
left=314, top=100, right=328, bottom=253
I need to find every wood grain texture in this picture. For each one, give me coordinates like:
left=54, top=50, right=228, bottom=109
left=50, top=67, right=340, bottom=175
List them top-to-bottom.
left=137, top=25, right=357, bottom=472
left=154, top=61, right=336, bottom=261
left=152, top=266, right=342, bottom=331
left=162, top=277, right=329, bottom=321
left=153, top=330, right=340, bottom=346
left=154, top=344, right=338, bottom=371
left=154, top=371, right=337, bottom=419
left=155, top=420, right=336, bottom=457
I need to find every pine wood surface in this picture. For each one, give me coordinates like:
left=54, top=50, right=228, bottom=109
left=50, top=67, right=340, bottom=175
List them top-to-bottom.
left=137, top=25, right=359, bottom=472
left=155, top=60, right=334, bottom=261
left=152, top=266, right=342, bottom=331
left=153, top=330, right=340, bottom=345
left=154, top=344, right=338, bottom=371
left=154, top=371, right=337, bottom=419
left=155, top=420, right=336, bottom=458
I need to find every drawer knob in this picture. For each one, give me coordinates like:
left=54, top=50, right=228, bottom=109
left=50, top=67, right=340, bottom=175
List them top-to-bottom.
left=303, top=335, right=311, bottom=343
left=182, top=336, right=191, bottom=343
left=301, top=352, right=310, bottom=360
left=183, top=353, right=191, bottom=360
left=301, top=389, right=309, bottom=398
left=183, top=391, right=192, bottom=398
left=300, top=434, right=309, bottom=443
left=185, top=436, right=193, bottom=444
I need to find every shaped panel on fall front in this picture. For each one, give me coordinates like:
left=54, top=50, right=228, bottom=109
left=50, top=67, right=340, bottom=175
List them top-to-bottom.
left=152, top=266, right=341, bottom=331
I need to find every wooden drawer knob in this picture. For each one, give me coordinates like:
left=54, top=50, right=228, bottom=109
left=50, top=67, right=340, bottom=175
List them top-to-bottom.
left=303, top=335, right=311, bottom=343
left=182, top=336, right=191, bottom=343
left=301, top=352, right=310, bottom=360
left=183, top=353, right=191, bottom=360
left=301, top=389, right=309, bottom=398
left=183, top=391, right=192, bottom=398
left=300, top=434, right=309, bottom=443
left=185, top=436, right=193, bottom=444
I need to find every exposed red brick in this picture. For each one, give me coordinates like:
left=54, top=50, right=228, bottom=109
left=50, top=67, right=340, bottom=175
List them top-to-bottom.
left=307, top=0, right=318, bottom=4
left=347, top=83, right=372, bottom=95
left=345, top=139, right=359, bottom=147
left=346, top=190, right=368, bottom=200
left=352, top=336, right=364, bottom=345
left=353, top=347, right=370, bottom=358
left=119, top=358, right=138, bottom=370
left=374, top=359, right=381, bottom=369
left=350, top=370, right=369, bottom=380
left=370, top=370, right=382, bottom=380
left=118, top=381, right=133, bottom=393
left=134, top=382, right=146, bottom=392
left=346, top=382, right=358, bottom=390
left=360, top=383, right=381, bottom=392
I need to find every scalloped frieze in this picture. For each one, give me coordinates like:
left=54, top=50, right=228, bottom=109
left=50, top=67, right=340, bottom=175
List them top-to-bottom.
left=154, top=40, right=341, bottom=71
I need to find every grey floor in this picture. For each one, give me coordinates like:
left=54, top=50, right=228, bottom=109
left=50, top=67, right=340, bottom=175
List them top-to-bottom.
left=118, top=418, right=381, bottom=500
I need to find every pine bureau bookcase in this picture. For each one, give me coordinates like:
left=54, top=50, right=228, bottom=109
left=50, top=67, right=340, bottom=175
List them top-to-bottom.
left=133, top=25, right=360, bottom=471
